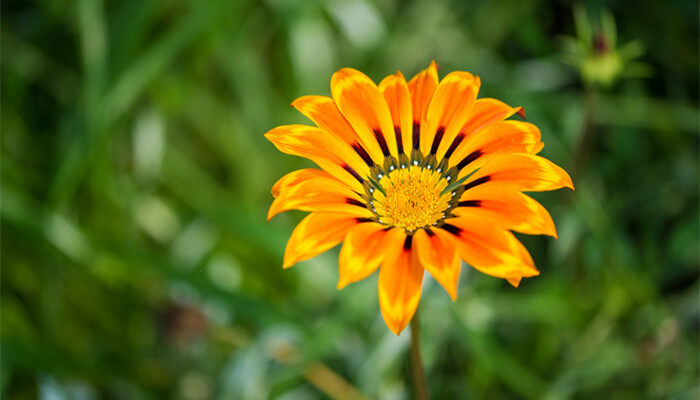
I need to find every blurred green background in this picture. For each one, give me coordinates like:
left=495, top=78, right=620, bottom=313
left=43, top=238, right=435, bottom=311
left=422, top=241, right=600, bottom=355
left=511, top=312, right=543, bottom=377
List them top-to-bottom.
left=2, top=0, right=698, bottom=399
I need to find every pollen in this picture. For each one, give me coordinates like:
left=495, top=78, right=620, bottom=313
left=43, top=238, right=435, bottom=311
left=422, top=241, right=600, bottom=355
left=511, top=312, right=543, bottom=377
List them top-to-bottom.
left=372, top=166, right=452, bottom=232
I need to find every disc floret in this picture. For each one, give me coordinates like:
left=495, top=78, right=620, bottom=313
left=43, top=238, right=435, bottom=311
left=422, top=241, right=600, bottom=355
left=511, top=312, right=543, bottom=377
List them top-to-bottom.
left=371, top=165, right=452, bottom=232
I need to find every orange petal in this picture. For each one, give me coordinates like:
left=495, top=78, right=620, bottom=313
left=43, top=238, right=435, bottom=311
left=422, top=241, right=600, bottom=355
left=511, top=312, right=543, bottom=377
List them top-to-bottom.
left=407, top=61, right=439, bottom=152
left=408, top=61, right=439, bottom=122
left=331, top=68, right=399, bottom=161
left=423, top=71, right=480, bottom=158
left=379, top=72, right=413, bottom=156
left=291, top=95, right=359, bottom=144
left=461, top=98, right=522, bottom=137
left=451, top=120, right=543, bottom=170
left=265, top=124, right=369, bottom=192
left=461, top=153, right=574, bottom=192
left=271, top=168, right=343, bottom=198
left=268, top=172, right=372, bottom=220
left=453, top=182, right=557, bottom=237
left=283, top=213, right=359, bottom=269
left=442, top=215, right=539, bottom=282
left=337, top=223, right=392, bottom=289
left=378, top=229, right=424, bottom=335
left=414, top=229, right=461, bottom=300
left=501, top=237, right=540, bottom=287
left=507, top=277, right=523, bottom=288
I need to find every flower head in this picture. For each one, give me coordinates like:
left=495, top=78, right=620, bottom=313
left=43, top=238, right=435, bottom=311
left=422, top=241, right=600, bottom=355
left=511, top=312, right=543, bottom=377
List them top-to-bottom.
left=562, top=6, right=649, bottom=88
left=266, top=62, right=573, bottom=334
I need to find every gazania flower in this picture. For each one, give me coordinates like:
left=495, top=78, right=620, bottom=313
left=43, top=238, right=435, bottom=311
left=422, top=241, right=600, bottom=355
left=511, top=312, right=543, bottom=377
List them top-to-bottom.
left=266, top=62, right=573, bottom=335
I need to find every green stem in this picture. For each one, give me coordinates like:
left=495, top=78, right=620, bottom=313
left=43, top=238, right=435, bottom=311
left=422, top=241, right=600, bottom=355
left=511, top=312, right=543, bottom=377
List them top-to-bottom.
left=573, top=87, right=597, bottom=176
left=410, top=312, right=430, bottom=400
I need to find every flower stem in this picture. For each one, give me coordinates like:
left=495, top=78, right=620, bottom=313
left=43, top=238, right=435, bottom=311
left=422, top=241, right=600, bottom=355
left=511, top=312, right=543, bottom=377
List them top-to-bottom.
left=573, top=86, right=597, bottom=176
left=410, top=312, right=430, bottom=400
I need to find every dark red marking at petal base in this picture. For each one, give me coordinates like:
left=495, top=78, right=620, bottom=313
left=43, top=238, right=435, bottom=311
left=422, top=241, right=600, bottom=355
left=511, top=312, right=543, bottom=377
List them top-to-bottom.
left=412, top=121, right=420, bottom=149
left=394, top=126, right=404, bottom=155
left=430, top=126, right=445, bottom=155
left=373, top=128, right=390, bottom=156
left=444, top=133, right=465, bottom=159
left=352, top=143, right=374, bottom=166
left=456, top=149, right=483, bottom=170
left=342, top=164, right=364, bottom=183
left=462, top=176, right=491, bottom=191
left=345, top=198, right=366, bottom=207
left=457, top=200, right=482, bottom=207
left=441, top=223, right=462, bottom=235
left=403, top=235, right=413, bottom=250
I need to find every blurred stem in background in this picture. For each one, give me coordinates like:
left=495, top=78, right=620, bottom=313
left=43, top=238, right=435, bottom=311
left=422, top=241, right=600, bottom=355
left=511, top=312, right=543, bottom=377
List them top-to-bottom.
left=573, top=87, right=597, bottom=175
left=410, top=312, right=430, bottom=400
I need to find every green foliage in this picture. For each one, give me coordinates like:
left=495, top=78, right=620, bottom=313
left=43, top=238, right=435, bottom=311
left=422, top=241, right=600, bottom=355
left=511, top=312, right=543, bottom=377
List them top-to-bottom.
left=2, top=0, right=698, bottom=399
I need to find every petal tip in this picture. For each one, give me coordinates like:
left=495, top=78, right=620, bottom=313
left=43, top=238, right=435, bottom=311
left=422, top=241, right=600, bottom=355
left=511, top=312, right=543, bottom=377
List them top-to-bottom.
left=331, top=67, right=363, bottom=85
left=289, top=95, right=315, bottom=109
left=558, top=166, right=575, bottom=190
left=564, top=177, right=575, bottom=190
left=267, top=202, right=281, bottom=220
left=543, top=221, right=558, bottom=239
left=550, top=225, right=559, bottom=239
left=282, top=255, right=297, bottom=269
left=382, top=314, right=411, bottom=335
left=388, top=322, right=406, bottom=335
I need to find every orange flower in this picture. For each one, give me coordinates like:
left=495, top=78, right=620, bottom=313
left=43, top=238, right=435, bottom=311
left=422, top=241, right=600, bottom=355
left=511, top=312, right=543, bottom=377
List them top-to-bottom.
left=266, top=62, right=573, bottom=335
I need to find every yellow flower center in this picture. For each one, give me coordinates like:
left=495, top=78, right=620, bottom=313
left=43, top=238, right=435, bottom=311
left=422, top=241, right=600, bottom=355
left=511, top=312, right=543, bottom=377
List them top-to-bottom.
left=372, top=166, right=452, bottom=232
